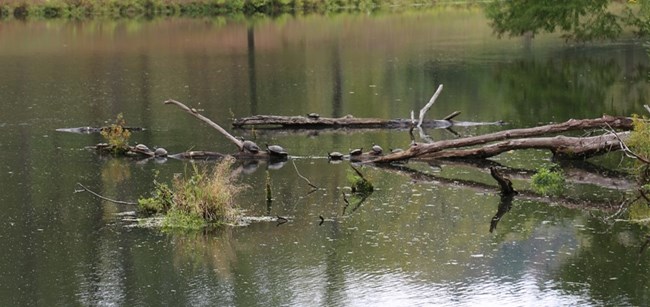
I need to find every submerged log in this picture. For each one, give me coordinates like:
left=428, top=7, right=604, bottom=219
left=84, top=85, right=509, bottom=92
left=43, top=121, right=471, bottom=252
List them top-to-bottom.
left=232, top=113, right=504, bottom=129
left=370, top=115, right=634, bottom=163
left=56, top=126, right=145, bottom=134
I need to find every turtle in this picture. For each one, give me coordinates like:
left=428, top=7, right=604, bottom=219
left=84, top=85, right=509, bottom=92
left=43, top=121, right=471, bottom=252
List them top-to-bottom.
left=307, top=113, right=320, bottom=119
left=242, top=140, right=261, bottom=154
left=135, top=144, right=151, bottom=152
left=266, top=144, right=288, bottom=157
left=371, top=144, right=383, bottom=155
left=154, top=147, right=168, bottom=157
left=349, top=148, right=363, bottom=156
left=390, top=148, right=404, bottom=153
left=328, top=151, right=344, bottom=161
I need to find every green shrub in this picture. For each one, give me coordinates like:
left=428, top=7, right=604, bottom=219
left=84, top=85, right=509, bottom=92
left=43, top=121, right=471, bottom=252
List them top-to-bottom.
left=100, top=113, right=132, bottom=154
left=139, top=159, right=243, bottom=229
left=531, top=166, right=566, bottom=196
left=138, top=172, right=174, bottom=214
left=162, top=208, right=206, bottom=229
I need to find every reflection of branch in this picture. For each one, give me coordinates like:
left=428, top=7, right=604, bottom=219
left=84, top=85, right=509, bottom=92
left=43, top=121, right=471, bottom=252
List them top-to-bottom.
left=291, top=160, right=318, bottom=189
left=350, top=164, right=366, bottom=181
left=376, top=164, right=618, bottom=212
left=75, top=183, right=137, bottom=205
left=341, top=191, right=370, bottom=216
left=342, top=191, right=350, bottom=215
left=490, top=195, right=514, bottom=233
left=639, top=236, right=650, bottom=265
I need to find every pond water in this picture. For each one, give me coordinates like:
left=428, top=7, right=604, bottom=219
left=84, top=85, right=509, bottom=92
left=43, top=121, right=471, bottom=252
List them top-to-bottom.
left=1, top=7, right=650, bottom=306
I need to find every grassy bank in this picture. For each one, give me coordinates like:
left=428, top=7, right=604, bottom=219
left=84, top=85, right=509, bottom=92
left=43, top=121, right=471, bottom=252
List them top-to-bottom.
left=0, top=0, right=481, bottom=20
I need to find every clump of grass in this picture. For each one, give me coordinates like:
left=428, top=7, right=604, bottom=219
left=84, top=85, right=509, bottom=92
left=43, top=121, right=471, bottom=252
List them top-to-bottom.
left=100, top=113, right=131, bottom=154
left=138, top=159, right=243, bottom=229
left=531, top=166, right=566, bottom=196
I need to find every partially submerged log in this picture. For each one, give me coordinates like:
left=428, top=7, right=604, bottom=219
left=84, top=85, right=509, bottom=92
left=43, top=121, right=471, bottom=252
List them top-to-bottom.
left=232, top=113, right=504, bottom=129
left=370, top=115, right=633, bottom=163
left=56, top=126, right=145, bottom=134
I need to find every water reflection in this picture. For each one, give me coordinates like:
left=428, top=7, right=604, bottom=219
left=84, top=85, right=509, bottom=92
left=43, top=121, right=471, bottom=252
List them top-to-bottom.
left=490, top=194, right=514, bottom=233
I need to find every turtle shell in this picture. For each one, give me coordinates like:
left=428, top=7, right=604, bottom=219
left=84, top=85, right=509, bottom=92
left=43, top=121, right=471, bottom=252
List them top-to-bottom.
left=242, top=140, right=260, bottom=153
left=266, top=144, right=288, bottom=156
left=371, top=144, right=383, bottom=154
left=154, top=147, right=168, bottom=157
left=349, top=148, right=363, bottom=156
left=328, top=151, right=344, bottom=160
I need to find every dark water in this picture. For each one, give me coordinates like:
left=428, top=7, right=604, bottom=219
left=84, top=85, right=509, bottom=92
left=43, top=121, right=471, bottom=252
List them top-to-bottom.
left=1, top=8, right=650, bottom=306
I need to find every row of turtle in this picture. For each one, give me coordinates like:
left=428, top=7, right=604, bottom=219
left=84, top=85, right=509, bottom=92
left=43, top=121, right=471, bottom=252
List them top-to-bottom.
left=242, top=138, right=404, bottom=161
left=240, top=139, right=288, bottom=158
left=132, top=144, right=168, bottom=157
left=327, top=144, right=403, bottom=161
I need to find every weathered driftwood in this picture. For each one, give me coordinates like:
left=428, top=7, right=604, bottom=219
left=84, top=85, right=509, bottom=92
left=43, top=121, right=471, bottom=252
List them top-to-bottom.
left=231, top=84, right=498, bottom=130
left=417, top=84, right=444, bottom=128
left=165, top=99, right=244, bottom=150
left=232, top=112, right=503, bottom=129
left=232, top=114, right=471, bottom=129
left=370, top=115, right=633, bottom=163
left=56, top=126, right=145, bottom=134
left=426, top=132, right=626, bottom=160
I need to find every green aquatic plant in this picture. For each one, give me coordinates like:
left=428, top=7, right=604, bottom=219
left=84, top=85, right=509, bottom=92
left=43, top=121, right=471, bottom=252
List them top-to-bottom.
left=100, top=113, right=132, bottom=154
left=138, top=159, right=243, bottom=229
left=531, top=166, right=566, bottom=196
left=138, top=170, right=174, bottom=215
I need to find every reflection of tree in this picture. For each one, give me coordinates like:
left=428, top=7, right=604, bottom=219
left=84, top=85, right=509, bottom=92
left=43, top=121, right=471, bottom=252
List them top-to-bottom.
left=485, top=0, right=627, bottom=41
left=247, top=25, right=258, bottom=115
left=492, top=53, right=648, bottom=122
left=490, top=194, right=514, bottom=233
left=555, top=220, right=650, bottom=306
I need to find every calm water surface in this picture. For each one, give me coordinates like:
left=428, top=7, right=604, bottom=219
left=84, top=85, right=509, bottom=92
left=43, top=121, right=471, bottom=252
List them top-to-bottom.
left=1, top=7, right=650, bottom=306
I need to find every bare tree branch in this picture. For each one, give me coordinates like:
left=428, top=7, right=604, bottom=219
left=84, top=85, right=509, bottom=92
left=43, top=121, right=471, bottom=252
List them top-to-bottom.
left=418, top=84, right=444, bottom=128
left=165, top=99, right=244, bottom=151
left=75, top=183, right=138, bottom=206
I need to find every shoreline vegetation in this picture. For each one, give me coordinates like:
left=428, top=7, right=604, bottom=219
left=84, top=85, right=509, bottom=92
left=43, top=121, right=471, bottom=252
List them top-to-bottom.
left=0, top=0, right=484, bottom=20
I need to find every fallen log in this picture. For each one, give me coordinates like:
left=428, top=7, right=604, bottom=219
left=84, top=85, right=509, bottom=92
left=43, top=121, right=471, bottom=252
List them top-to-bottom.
left=231, top=114, right=480, bottom=129
left=370, top=115, right=633, bottom=163
left=56, top=126, right=145, bottom=134
left=425, top=132, right=626, bottom=160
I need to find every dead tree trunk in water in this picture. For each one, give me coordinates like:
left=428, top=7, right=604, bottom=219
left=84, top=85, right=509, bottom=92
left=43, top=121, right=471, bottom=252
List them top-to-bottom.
left=231, top=113, right=481, bottom=129
left=370, top=115, right=633, bottom=163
